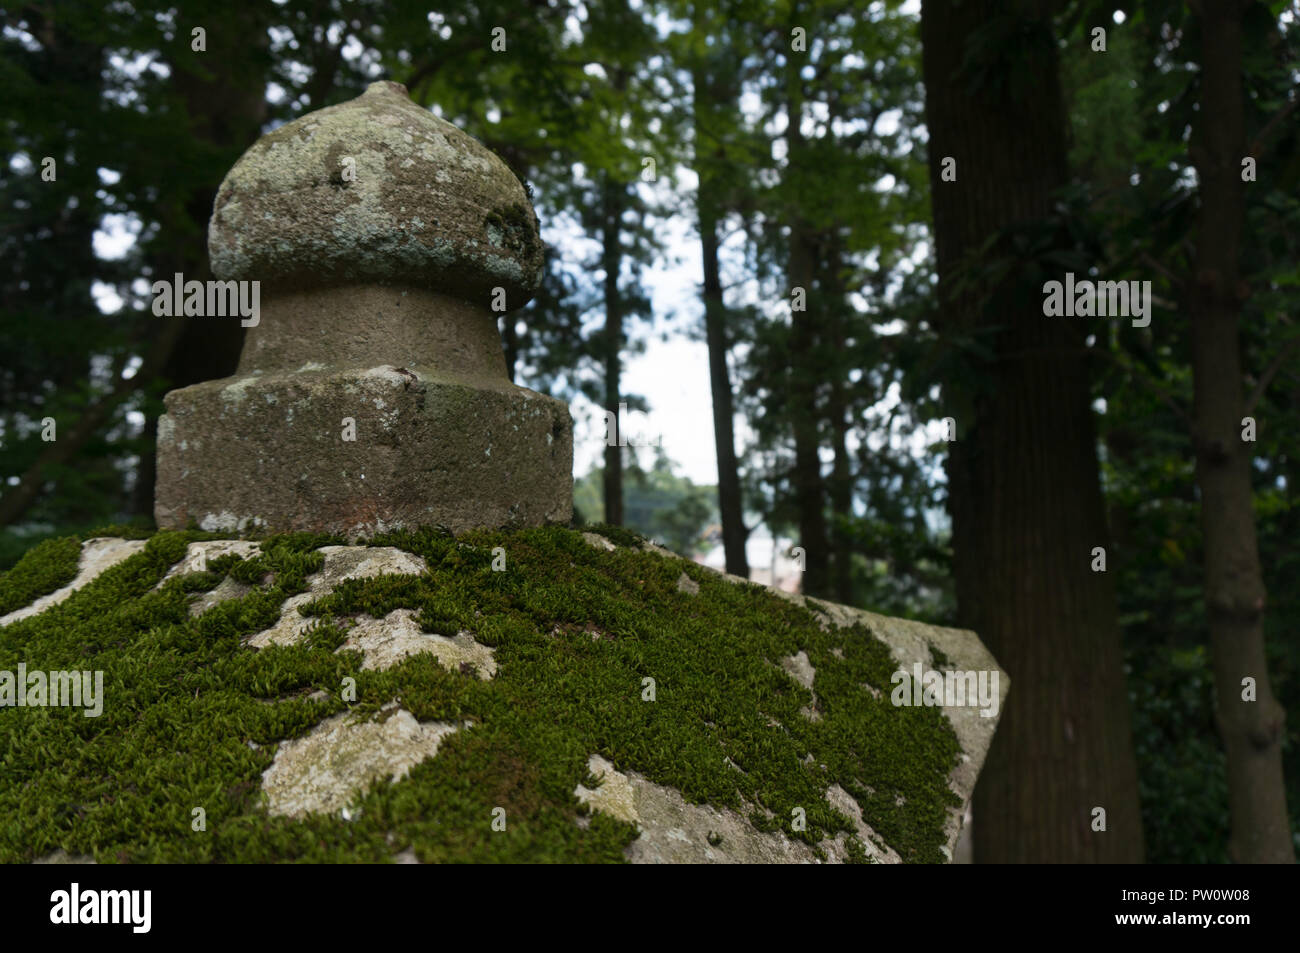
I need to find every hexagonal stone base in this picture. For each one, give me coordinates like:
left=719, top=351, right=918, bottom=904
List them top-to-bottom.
left=154, top=365, right=572, bottom=536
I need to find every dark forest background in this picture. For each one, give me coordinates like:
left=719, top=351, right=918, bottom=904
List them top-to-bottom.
left=2, top=0, right=1297, bottom=862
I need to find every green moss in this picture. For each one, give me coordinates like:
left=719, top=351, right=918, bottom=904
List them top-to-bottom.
left=484, top=202, right=541, bottom=261
left=584, top=523, right=648, bottom=549
left=0, top=526, right=962, bottom=863
left=0, top=535, right=82, bottom=615
left=929, top=643, right=953, bottom=671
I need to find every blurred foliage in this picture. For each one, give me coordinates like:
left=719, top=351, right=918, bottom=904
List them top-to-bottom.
left=574, top=447, right=718, bottom=557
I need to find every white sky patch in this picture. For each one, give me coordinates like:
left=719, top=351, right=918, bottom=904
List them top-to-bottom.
left=3, top=23, right=42, bottom=52
left=876, top=108, right=903, bottom=136
left=93, top=214, right=141, bottom=260
left=92, top=281, right=123, bottom=315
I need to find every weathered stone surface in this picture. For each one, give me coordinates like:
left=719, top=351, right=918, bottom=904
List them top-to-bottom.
left=154, top=81, right=572, bottom=537
left=209, top=81, right=543, bottom=302
left=156, top=366, right=571, bottom=537
left=582, top=532, right=617, bottom=552
left=0, top=537, right=147, bottom=627
left=157, top=540, right=260, bottom=584
left=165, top=544, right=497, bottom=677
left=247, top=545, right=427, bottom=648
left=187, top=576, right=253, bottom=617
left=784, top=593, right=1005, bottom=860
left=339, top=608, right=497, bottom=676
left=780, top=650, right=822, bottom=722
left=261, top=702, right=466, bottom=818
left=574, top=754, right=892, bottom=864
left=32, top=849, right=97, bottom=865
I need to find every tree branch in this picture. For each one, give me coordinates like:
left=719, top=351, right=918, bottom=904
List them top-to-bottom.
left=1247, top=88, right=1300, bottom=157
left=1139, top=250, right=1184, bottom=288
left=0, top=318, right=187, bottom=528
left=1245, top=327, right=1300, bottom=416
left=1092, top=346, right=1192, bottom=426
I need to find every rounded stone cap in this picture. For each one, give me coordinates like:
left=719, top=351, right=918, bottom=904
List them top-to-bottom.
left=208, top=81, right=543, bottom=307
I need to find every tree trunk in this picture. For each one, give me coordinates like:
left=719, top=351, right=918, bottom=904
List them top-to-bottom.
left=921, top=0, right=1145, bottom=861
left=1187, top=0, right=1294, bottom=863
left=784, top=25, right=831, bottom=598
left=694, top=56, right=750, bottom=577
left=601, top=170, right=625, bottom=527
left=700, top=210, right=750, bottom=577
left=787, top=225, right=831, bottom=598
left=823, top=240, right=855, bottom=605
left=827, top=380, right=853, bottom=605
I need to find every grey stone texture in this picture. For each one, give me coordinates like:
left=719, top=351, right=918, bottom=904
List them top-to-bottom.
left=208, top=80, right=543, bottom=301
left=155, top=81, right=572, bottom=537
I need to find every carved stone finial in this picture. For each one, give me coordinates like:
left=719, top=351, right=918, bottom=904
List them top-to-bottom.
left=154, top=81, right=572, bottom=536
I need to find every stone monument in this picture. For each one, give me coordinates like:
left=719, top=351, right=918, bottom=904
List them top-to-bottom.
left=154, top=80, right=572, bottom=537
left=3, top=82, right=1007, bottom=865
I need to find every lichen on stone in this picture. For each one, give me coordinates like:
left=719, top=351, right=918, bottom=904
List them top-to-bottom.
left=0, top=524, right=968, bottom=863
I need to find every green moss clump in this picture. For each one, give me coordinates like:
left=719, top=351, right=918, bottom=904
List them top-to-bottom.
left=484, top=202, right=541, bottom=260
left=584, top=523, right=648, bottom=549
left=0, top=526, right=963, bottom=863
left=0, top=535, right=82, bottom=615
left=929, top=644, right=953, bottom=671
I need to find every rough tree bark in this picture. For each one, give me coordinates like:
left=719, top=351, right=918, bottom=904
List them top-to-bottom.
left=921, top=0, right=1145, bottom=861
left=1187, top=0, right=1294, bottom=864
left=694, top=56, right=750, bottom=579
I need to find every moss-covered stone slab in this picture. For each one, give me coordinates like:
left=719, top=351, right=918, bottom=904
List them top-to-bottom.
left=0, top=525, right=1005, bottom=864
left=0, top=538, right=147, bottom=627
left=245, top=545, right=427, bottom=648
left=573, top=754, right=894, bottom=863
